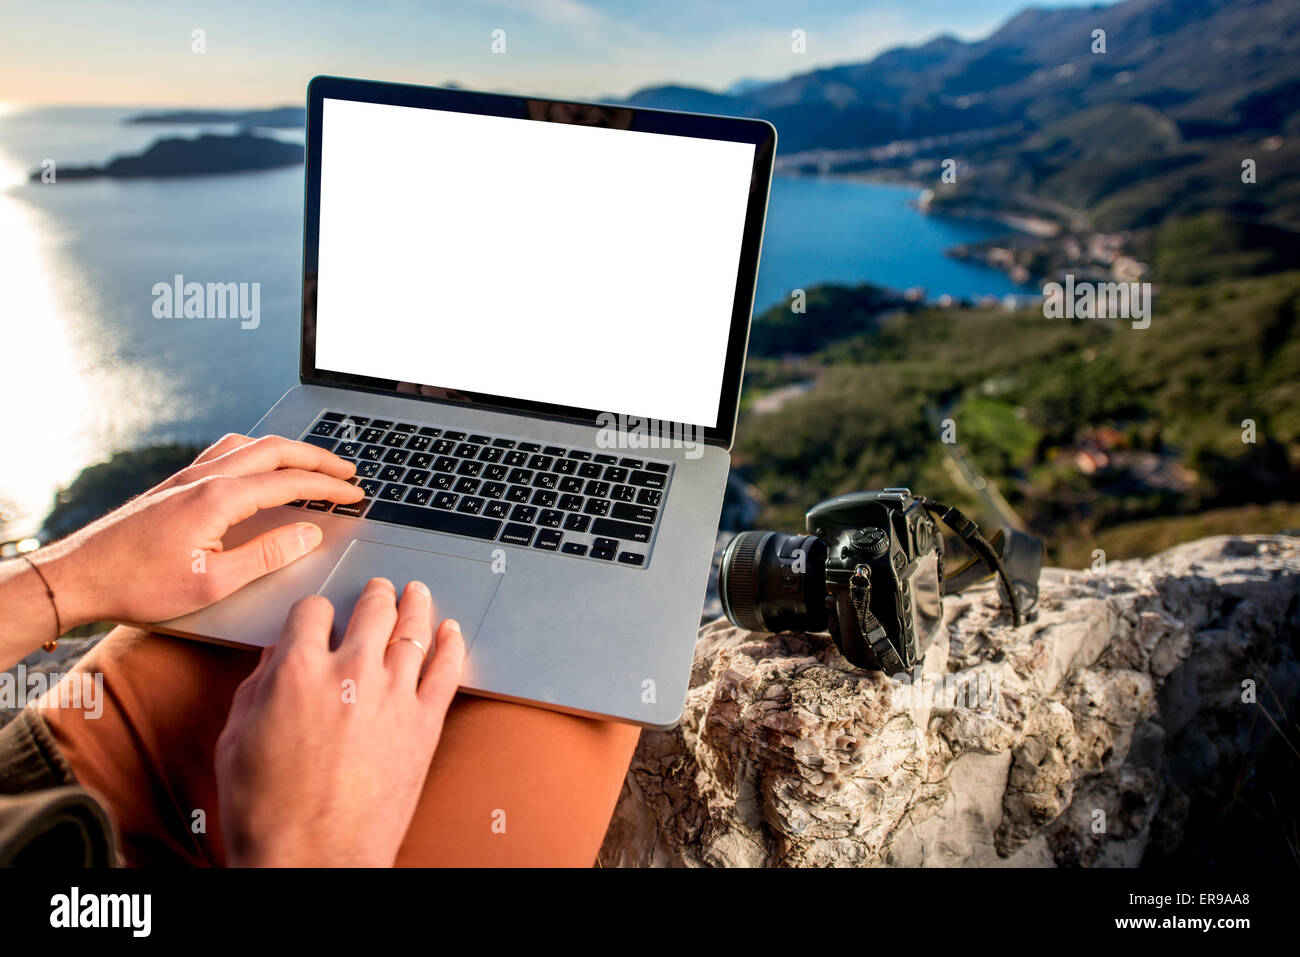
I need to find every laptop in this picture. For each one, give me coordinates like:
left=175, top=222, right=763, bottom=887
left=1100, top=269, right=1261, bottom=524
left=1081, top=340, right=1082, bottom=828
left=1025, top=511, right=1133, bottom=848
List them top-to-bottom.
left=158, top=76, right=776, bottom=729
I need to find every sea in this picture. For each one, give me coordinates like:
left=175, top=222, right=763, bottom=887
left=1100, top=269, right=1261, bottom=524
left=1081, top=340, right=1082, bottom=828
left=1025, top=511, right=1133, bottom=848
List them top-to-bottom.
left=0, top=105, right=1028, bottom=538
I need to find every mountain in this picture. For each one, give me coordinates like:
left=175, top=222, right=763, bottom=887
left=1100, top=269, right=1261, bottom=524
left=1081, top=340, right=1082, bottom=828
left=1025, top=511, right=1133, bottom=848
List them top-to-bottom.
left=623, top=0, right=1300, bottom=151
left=36, top=133, right=304, bottom=181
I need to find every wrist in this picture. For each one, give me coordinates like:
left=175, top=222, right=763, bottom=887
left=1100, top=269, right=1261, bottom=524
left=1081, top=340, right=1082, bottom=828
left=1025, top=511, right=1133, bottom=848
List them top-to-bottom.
left=30, top=534, right=100, bottom=631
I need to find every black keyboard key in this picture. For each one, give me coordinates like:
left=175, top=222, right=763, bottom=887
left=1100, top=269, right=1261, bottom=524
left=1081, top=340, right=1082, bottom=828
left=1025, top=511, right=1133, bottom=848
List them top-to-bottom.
left=322, top=411, right=345, bottom=422
left=337, top=414, right=368, bottom=427
left=310, top=420, right=337, bottom=437
left=370, top=420, right=394, bottom=431
left=336, top=421, right=365, bottom=442
left=393, top=423, right=417, bottom=433
left=418, top=426, right=441, bottom=437
left=359, top=428, right=385, bottom=444
left=442, top=431, right=466, bottom=441
left=383, top=432, right=408, bottom=448
left=405, top=434, right=431, bottom=452
left=469, top=434, right=491, bottom=445
left=302, top=435, right=337, bottom=451
left=492, top=437, right=516, bottom=448
left=432, top=439, right=456, bottom=455
left=336, top=441, right=363, bottom=458
left=518, top=441, right=541, bottom=453
left=454, top=443, right=479, bottom=458
left=360, top=444, right=385, bottom=461
left=543, top=445, right=566, bottom=456
left=478, top=446, right=504, bottom=463
left=383, top=448, right=410, bottom=465
left=567, top=449, right=592, bottom=461
left=502, top=450, right=528, bottom=467
left=409, top=452, right=434, bottom=469
left=527, top=454, right=553, bottom=471
left=594, top=454, right=618, bottom=465
left=433, top=456, right=458, bottom=473
left=554, top=458, right=578, bottom=475
left=619, top=458, right=644, bottom=469
left=457, top=460, right=483, bottom=477
left=356, top=461, right=380, bottom=478
left=646, top=461, right=670, bottom=474
left=578, top=462, right=603, bottom=479
left=484, top=464, right=509, bottom=481
left=379, top=465, right=405, bottom=482
left=604, top=467, right=628, bottom=483
left=507, top=468, right=533, bottom=485
left=405, top=469, right=431, bottom=487
left=630, top=470, right=666, bottom=490
left=532, top=472, right=558, bottom=490
left=429, top=473, right=455, bottom=491
left=559, top=476, right=584, bottom=494
left=454, top=477, right=481, bottom=494
left=358, top=479, right=383, bottom=498
left=481, top=481, right=506, bottom=499
left=584, top=481, right=610, bottom=498
left=380, top=483, right=406, bottom=502
left=611, top=484, right=635, bottom=502
left=506, top=485, right=532, bottom=503
left=404, top=487, right=432, bottom=506
left=636, top=488, right=662, bottom=507
left=531, top=489, right=557, bottom=507
left=432, top=491, right=458, bottom=510
left=558, top=494, right=585, bottom=513
left=457, top=496, right=485, bottom=515
left=287, top=499, right=306, bottom=508
left=306, top=499, right=333, bottom=511
left=583, top=499, right=610, bottom=516
left=333, top=500, right=368, bottom=518
left=366, top=500, right=501, bottom=541
left=485, top=500, right=510, bottom=520
left=612, top=503, right=657, bottom=524
left=509, top=504, right=537, bottom=523
left=537, top=509, right=564, bottom=528
left=563, top=513, right=591, bottom=533
left=592, top=517, right=652, bottom=544
left=499, top=523, right=534, bottom=546
left=534, top=529, right=563, bottom=550
left=561, top=542, right=588, bottom=556
left=591, top=545, right=617, bottom=561
left=618, top=552, right=646, bottom=566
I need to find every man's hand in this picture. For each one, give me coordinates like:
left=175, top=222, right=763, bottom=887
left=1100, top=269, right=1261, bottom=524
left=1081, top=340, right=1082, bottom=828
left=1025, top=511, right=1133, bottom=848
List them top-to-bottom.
left=37, top=433, right=364, bottom=629
left=215, top=579, right=465, bottom=867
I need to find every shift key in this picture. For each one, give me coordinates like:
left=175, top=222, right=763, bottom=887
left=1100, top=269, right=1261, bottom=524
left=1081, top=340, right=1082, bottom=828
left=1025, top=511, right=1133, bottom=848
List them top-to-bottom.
left=591, top=517, right=652, bottom=543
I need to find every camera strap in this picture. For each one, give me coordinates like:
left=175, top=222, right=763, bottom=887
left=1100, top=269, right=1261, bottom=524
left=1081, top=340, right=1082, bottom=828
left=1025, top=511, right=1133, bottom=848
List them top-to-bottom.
left=916, top=497, right=1025, bottom=628
left=848, top=565, right=906, bottom=673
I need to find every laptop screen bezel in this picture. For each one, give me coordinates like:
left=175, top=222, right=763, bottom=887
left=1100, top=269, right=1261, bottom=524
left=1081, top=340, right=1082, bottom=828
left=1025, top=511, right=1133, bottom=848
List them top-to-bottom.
left=299, top=75, right=776, bottom=449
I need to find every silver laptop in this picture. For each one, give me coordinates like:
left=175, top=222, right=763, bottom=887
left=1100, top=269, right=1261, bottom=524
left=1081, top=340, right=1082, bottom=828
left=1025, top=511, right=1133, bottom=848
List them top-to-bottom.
left=159, top=76, right=776, bottom=728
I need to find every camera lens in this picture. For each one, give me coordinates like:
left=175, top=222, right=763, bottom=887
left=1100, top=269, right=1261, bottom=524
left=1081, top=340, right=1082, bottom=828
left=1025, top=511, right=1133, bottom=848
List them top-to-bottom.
left=719, top=531, right=828, bottom=633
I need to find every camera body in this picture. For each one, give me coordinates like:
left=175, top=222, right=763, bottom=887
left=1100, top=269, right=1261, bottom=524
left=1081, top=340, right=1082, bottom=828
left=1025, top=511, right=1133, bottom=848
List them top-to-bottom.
left=719, top=489, right=945, bottom=675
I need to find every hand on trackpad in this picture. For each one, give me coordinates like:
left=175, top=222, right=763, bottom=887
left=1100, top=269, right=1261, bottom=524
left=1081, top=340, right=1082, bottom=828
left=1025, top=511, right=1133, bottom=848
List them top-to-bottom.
left=316, top=540, right=505, bottom=652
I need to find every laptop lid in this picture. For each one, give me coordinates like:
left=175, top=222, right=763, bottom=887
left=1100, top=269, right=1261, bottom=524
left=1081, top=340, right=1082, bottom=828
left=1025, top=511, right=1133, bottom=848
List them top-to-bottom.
left=300, top=76, right=776, bottom=449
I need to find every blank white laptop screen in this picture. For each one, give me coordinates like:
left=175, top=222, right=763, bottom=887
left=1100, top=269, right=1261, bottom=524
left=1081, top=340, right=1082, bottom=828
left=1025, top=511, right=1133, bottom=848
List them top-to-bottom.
left=313, top=97, right=757, bottom=429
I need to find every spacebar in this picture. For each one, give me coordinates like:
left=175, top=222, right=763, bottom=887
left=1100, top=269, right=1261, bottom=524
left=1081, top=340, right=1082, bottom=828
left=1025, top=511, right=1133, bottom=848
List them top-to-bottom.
left=365, top=501, right=502, bottom=540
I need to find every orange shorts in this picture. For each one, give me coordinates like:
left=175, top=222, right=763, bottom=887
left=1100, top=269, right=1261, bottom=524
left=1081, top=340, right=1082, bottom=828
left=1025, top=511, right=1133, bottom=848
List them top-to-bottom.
left=37, top=627, right=640, bottom=866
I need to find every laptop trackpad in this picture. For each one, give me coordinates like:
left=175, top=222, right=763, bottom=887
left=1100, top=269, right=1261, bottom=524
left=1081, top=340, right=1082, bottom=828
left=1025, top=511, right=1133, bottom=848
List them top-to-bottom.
left=316, top=539, right=505, bottom=653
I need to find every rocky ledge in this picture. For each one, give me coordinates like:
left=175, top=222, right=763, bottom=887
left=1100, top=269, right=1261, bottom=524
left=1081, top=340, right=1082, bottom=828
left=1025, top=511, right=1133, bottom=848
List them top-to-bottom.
left=599, top=536, right=1300, bottom=867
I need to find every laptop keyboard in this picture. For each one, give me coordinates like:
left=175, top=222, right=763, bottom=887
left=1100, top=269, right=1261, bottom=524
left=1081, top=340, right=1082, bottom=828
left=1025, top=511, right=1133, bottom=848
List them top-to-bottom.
left=286, top=410, right=673, bottom=568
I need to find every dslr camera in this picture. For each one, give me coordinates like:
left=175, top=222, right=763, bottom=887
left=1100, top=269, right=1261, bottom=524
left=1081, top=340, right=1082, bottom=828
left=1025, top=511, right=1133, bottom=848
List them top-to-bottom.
left=718, top=489, right=1041, bottom=675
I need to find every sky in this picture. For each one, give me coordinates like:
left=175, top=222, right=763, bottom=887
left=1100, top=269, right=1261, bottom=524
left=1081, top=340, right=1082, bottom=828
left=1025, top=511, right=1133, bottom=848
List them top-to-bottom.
left=0, top=0, right=1101, bottom=107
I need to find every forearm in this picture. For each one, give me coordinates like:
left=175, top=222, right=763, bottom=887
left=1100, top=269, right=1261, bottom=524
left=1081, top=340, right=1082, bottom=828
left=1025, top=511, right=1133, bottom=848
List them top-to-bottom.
left=0, top=543, right=94, bottom=671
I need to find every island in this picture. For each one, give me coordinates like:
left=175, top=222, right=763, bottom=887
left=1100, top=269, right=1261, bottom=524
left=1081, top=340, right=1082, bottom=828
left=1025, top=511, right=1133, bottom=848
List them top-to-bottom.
left=124, top=106, right=305, bottom=127
left=32, top=132, right=304, bottom=181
